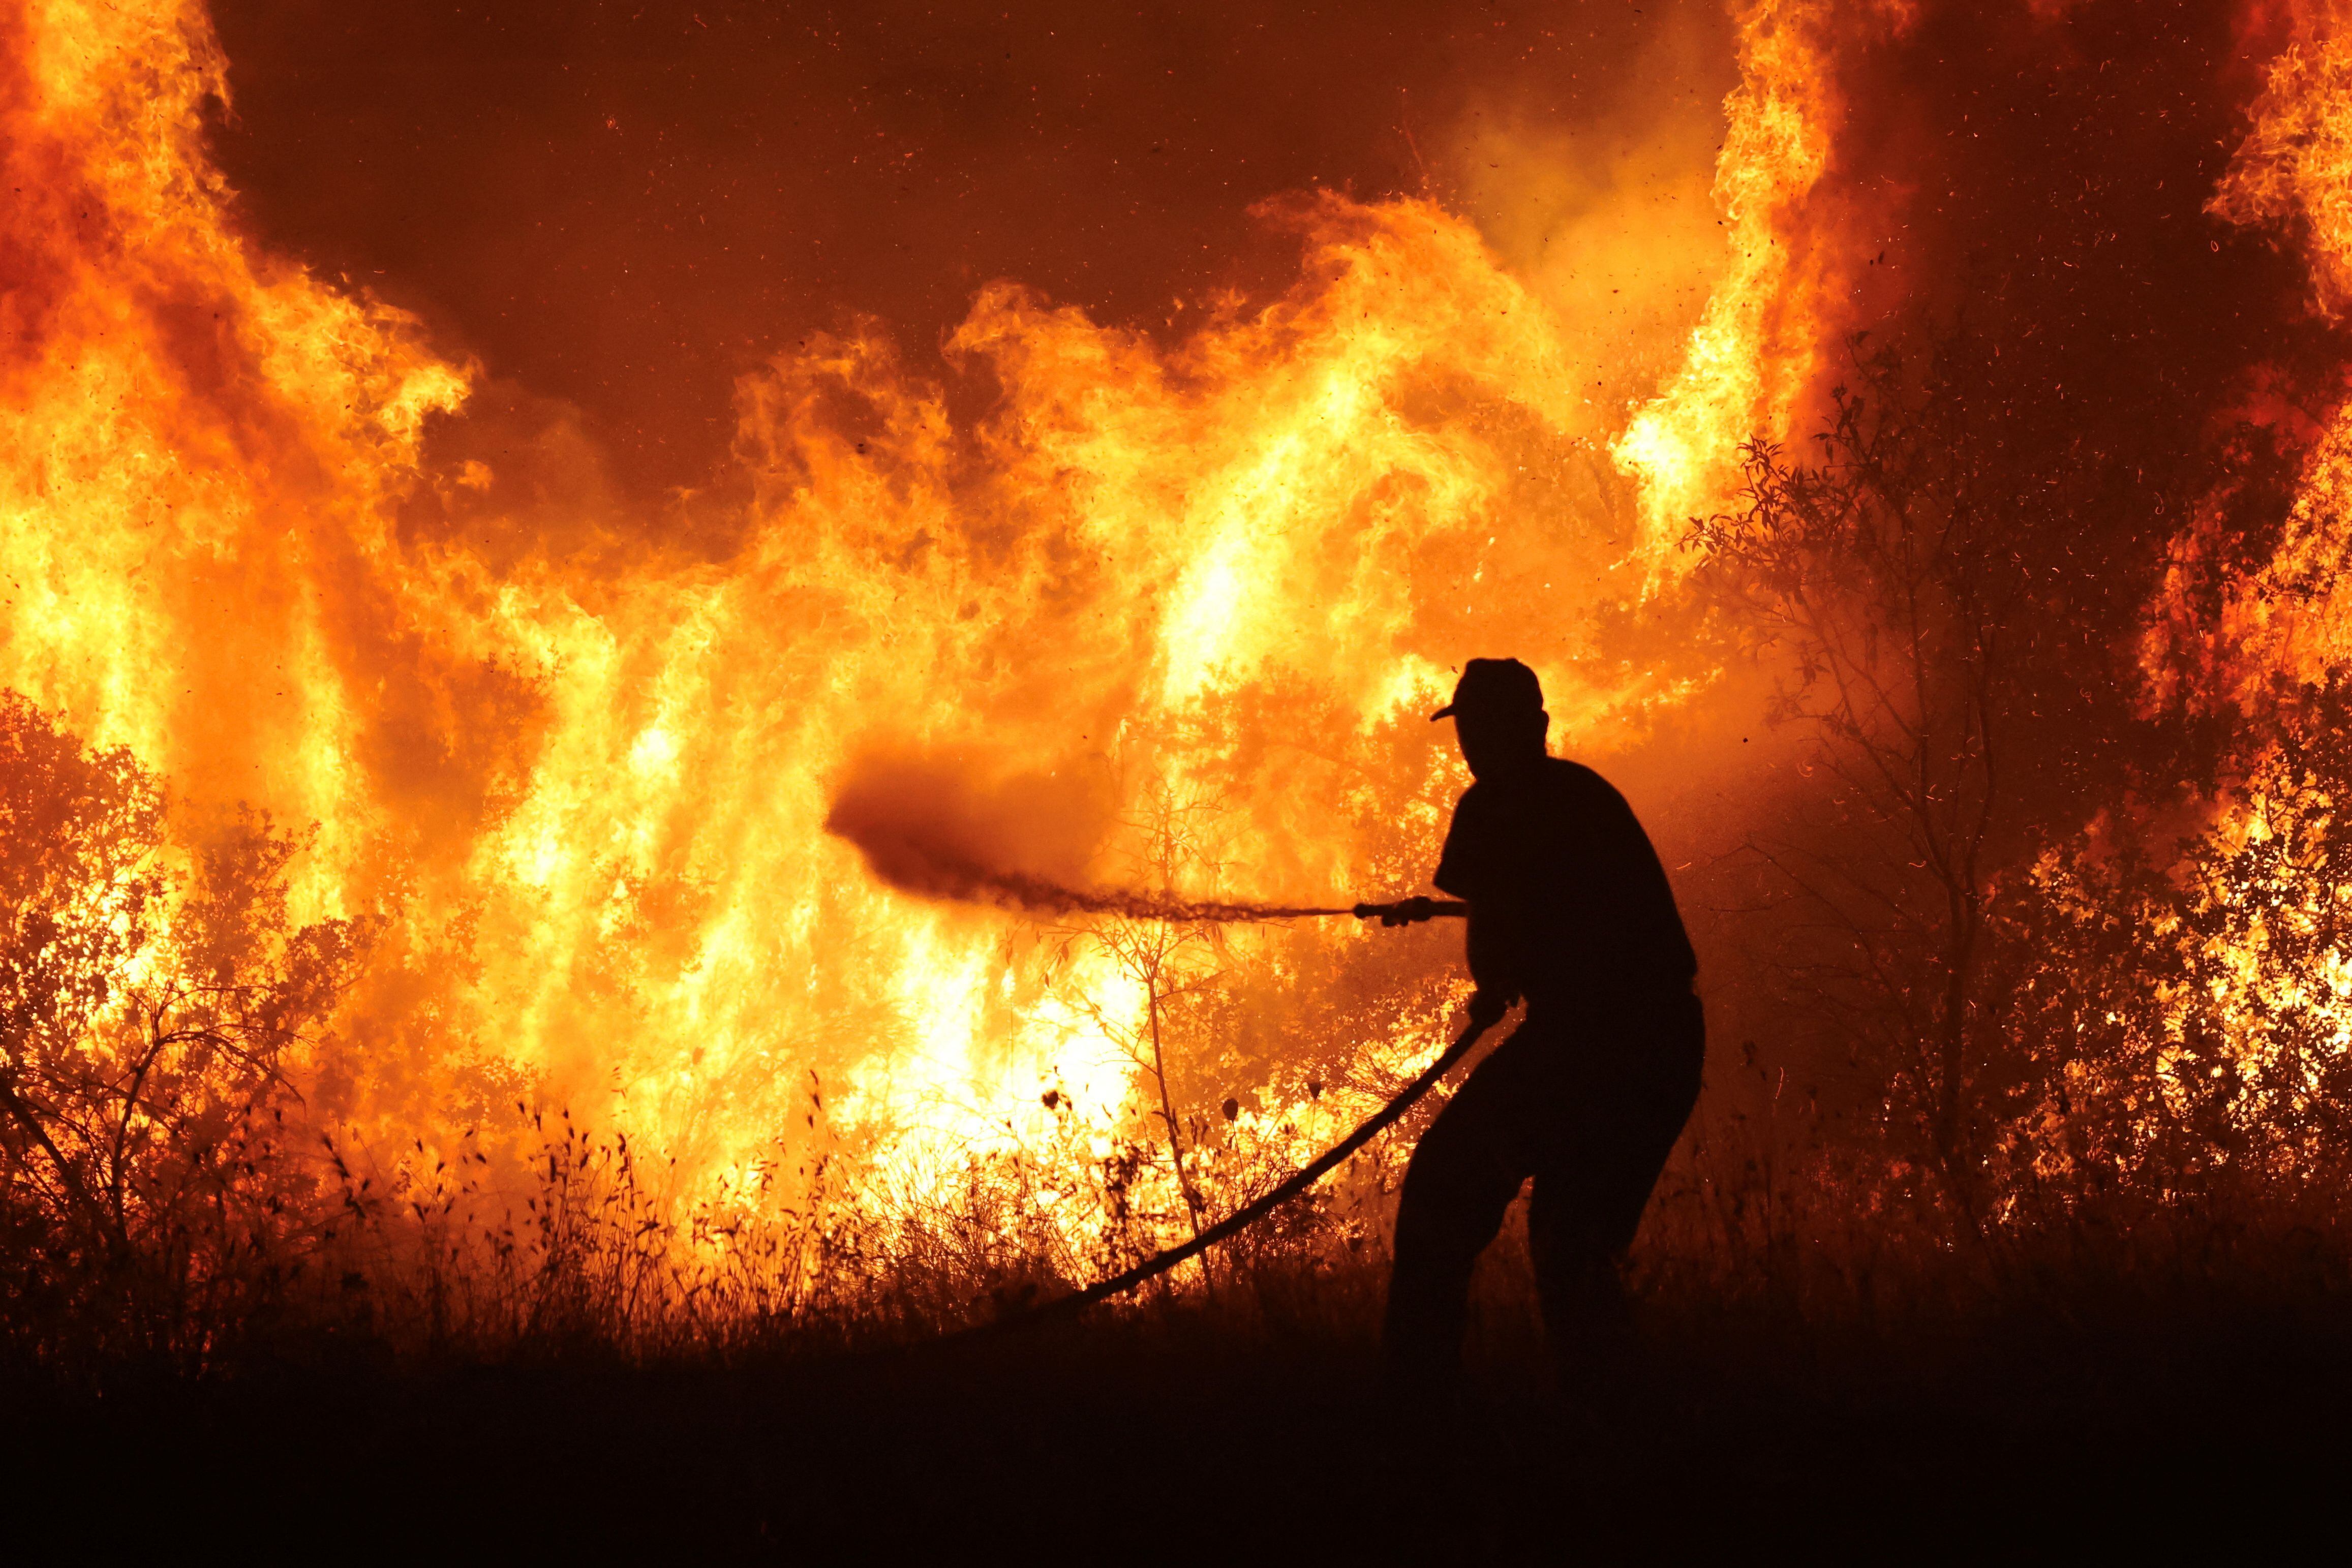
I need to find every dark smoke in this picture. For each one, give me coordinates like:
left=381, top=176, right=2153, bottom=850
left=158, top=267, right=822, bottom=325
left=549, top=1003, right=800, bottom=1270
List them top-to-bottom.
left=824, top=753, right=1351, bottom=924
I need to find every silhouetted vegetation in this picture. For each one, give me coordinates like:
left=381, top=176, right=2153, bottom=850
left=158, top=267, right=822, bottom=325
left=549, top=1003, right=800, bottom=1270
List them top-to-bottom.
left=7, top=313, right=2352, bottom=1548
left=0, top=694, right=364, bottom=1370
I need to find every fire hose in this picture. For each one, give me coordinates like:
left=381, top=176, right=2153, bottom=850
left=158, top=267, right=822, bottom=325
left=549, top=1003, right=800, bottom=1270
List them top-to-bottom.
left=992, top=897, right=1484, bottom=1330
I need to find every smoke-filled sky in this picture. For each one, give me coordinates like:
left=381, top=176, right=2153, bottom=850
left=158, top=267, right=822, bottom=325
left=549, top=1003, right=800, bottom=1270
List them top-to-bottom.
left=204, top=0, right=1734, bottom=498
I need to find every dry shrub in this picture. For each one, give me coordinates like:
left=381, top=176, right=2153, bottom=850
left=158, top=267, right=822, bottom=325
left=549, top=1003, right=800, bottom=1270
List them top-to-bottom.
left=0, top=693, right=361, bottom=1371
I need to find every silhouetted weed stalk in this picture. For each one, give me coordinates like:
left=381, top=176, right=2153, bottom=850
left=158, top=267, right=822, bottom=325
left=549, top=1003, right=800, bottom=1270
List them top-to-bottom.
left=298, top=1056, right=1425, bottom=1362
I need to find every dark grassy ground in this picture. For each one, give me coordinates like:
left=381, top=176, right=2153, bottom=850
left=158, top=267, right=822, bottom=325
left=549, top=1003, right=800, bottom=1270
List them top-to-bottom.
left=4, top=1278, right=2346, bottom=1561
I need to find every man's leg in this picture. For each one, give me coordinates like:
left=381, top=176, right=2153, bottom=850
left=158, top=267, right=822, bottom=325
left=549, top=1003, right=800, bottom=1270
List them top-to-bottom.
left=1528, top=994, right=1704, bottom=1399
left=1384, top=1035, right=1542, bottom=1378
left=1525, top=1179, right=1636, bottom=1403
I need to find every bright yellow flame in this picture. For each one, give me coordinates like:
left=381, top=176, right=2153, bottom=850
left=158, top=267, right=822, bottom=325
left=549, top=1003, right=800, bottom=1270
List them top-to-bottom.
left=0, top=0, right=1783, bottom=1267
left=1611, top=0, right=1885, bottom=572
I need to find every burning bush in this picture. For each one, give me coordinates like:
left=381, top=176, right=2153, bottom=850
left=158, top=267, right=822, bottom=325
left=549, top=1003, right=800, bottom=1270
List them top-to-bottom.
left=0, top=693, right=366, bottom=1366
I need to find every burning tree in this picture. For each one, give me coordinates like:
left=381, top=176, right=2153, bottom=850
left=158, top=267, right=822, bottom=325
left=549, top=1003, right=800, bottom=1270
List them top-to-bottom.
left=1683, top=261, right=2345, bottom=1240
left=1685, top=325, right=2236, bottom=1223
left=1690, top=342, right=2035, bottom=1220
left=2011, top=679, right=2352, bottom=1197
left=0, top=693, right=362, bottom=1360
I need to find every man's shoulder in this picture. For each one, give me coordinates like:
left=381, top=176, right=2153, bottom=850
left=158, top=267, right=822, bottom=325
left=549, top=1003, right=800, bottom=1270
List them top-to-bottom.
left=1541, top=756, right=1625, bottom=802
left=1455, top=759, right=1632, bottom=820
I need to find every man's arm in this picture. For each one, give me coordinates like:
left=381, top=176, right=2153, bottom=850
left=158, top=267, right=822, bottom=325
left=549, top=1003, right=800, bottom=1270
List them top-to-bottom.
left=1431, top=784, right=1516, bottom=1025
left=1368, top=896, right=1513, bottom=1023
left=1462, top=903, right=1521, bottom=1027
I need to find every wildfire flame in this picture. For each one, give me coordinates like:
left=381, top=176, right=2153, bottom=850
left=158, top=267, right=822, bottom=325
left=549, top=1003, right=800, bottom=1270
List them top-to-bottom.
left=0, top=0, right=1760, bottom=1251
left=17, top=0, right=2352, bottom=1296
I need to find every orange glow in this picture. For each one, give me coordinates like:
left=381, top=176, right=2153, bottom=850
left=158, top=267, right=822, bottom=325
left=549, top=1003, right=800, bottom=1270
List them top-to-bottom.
left=2, top=0, right=1769, bottom=1271
left=39, top=0, right=2344, bottom=1292
left=1612, top=0, right=1866, bottom=571
left=2214, top=10, right=2352, bottom=692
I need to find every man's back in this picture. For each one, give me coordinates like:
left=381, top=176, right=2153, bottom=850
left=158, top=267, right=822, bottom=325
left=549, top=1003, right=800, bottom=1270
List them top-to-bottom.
left=1432, top=756, right=1696, bottom=1014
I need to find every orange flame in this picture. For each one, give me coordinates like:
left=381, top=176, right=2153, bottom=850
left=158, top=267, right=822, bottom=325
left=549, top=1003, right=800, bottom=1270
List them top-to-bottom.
left=2, top=0, right=1781, bottom=1259
left=1612, top=0, right=1871, bottom=570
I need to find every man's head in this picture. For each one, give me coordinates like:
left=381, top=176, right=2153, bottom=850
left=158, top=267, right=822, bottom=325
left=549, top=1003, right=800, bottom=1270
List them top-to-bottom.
left=1430, top=658, right=1548, bottom=780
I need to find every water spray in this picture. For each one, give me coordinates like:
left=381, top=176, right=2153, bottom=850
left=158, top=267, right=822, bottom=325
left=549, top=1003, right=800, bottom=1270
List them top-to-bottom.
left=822, top=792, right=1470, bottom=926
left=962, top=888, right=1471, bottom=924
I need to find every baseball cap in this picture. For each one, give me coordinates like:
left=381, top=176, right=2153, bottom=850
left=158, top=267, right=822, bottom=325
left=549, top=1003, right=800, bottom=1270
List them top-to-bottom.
left=1430, top=657, right=1544, bottom=721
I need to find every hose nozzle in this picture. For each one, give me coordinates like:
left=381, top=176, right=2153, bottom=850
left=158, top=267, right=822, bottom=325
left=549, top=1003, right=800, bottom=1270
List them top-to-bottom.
left=1353, top=897, right=1470, bottom=925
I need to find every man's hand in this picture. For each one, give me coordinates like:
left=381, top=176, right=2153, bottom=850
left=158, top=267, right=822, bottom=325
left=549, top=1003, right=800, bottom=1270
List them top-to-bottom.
left=1378, top=896, right=1435, bottom=928
left=1465, top=988, right=1514, bottom=1030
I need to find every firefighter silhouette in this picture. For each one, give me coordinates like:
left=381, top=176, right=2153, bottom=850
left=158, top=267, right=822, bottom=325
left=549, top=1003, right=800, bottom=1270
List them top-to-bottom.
left=1382, top=658, right=1703, bottom=1388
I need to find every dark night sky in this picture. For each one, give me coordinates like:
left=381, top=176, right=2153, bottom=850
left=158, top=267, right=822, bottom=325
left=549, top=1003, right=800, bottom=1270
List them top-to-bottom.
left=203, top=0, right=1731, bottom=496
